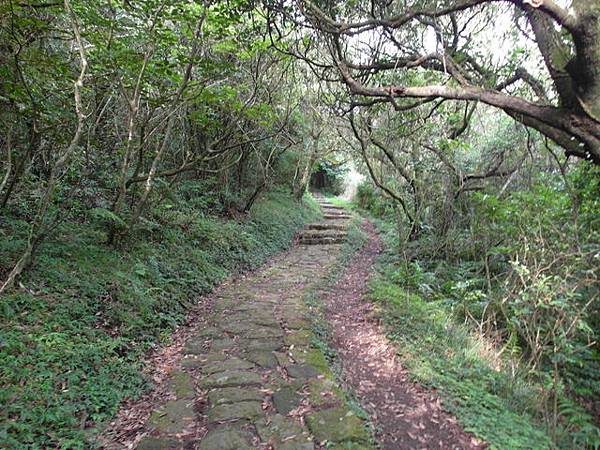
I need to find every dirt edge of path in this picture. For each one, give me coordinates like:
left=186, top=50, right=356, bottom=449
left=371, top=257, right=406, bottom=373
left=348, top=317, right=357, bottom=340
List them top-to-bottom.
left=323, top=219, right=488, bottom=450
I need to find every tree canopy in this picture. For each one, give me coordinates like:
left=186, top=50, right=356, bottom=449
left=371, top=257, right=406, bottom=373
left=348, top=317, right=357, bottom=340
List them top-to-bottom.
left=267, top=0, right=600, bottom=162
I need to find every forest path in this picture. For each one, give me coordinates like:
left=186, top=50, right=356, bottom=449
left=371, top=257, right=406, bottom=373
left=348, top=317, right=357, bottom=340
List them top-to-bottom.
left=101, top=196, right=371, bottom=449
left=100, top=197, right=484, bottom=450
left=322, top=221, right=486, bottom=450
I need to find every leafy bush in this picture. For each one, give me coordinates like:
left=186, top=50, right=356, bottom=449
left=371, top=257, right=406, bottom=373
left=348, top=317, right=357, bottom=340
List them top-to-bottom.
left=363, top=163, right=600, bottom=448
left=354, top=182, right=395, bottom=219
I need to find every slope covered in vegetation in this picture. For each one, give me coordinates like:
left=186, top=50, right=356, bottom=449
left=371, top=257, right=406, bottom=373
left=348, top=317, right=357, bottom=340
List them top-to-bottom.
left=349, top=164, right=600, bottom=448
left=0, top=186, right=319, bottom=448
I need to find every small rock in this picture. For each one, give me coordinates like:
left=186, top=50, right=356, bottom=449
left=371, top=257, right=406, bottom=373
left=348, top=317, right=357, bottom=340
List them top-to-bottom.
left=207, top=400, right=263, bottom=423
left=195, top=425, right=255, bottom=450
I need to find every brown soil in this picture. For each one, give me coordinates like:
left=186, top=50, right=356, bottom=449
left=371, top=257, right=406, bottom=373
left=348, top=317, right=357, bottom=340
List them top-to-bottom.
left=324, top=220, right=488, bottom=450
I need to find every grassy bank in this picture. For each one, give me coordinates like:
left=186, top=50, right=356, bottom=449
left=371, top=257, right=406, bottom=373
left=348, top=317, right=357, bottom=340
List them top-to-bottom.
left=0, top=186, right=320, bottom=449
left=327, top=197, right=553, bottom=447
left=364, top=218, right=598, bottom=449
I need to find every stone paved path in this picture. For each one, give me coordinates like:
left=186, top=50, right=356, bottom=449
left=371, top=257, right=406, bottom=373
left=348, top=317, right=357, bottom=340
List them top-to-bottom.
left=134, top=197, right=372, bottom=450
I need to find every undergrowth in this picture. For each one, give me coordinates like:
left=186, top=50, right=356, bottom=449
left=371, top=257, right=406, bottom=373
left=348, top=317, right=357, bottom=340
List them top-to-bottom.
left=0, top=186, right=319, bottom=449
left=367, top=219, right=592, bottom=449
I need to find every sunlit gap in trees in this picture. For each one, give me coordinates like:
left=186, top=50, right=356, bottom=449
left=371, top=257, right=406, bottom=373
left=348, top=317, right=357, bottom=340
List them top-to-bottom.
left=341, top=165, right=364, bottom=201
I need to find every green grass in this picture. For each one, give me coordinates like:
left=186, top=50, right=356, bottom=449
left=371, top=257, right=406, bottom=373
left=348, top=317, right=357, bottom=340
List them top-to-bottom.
left=0, top=187, right=320, bottom=449
left=323, top=194, right=352, bottom=209
left=366, top=220, right=567, bottom=449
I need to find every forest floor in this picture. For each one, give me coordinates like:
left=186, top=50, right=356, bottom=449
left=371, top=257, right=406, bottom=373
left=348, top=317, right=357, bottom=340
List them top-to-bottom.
left=98, top=198, right=482, bottom=450
left=323, top=220, right=485, bottom=450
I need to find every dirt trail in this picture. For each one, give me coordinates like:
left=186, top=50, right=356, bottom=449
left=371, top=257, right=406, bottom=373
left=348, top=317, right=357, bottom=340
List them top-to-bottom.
left=99, top=198, right=483, bottom=450
left=324, top=220, right=486, bottom=450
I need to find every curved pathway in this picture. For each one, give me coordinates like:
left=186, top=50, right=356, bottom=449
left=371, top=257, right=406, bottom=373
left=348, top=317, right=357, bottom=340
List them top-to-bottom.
left=100, top=197, right=484, bottom=449
left=101, top=198, right=370, bottom=449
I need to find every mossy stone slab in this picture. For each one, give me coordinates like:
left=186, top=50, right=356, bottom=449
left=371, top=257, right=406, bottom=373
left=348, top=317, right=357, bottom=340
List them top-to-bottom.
left=249, top=318, right=281, bottom=328
left=285, top=318, right=311, bottom=330
left=222, top=322, right=283, bottom=339
left=193, top=326, right=223, bottom=339
left=244, top=327, right=284, bottom=339
left=284, top=330, right=312, bottom=347
left=211, top=338, right=236, bottom=351
left=243, top=338, right=284, bottom=352
left=183, top=341, right=208, bottom=355
left=303, top=349, right=330, bottom=373
left=244, top=350, right=278, bottom=368
left=273, top=351, right=290, bottom=367
left=203, top=353, right=228, bottom=362
left=202, top=357, right=255, bottom=375
left=180, top=358, right=204, bottom=369
left=285, top=364, right=320, bottom=380
left=168, top=370, right=195, bottom=399
left=199, top=370, right=262, bottom=388
left=307, top=378, right=343, bottom=406
left=208, top=387, right=264, bottom=405
left=272, top=387, right=301, bottom=415
left=148, top=399, right=195, bottom=434
left=207, top=400, right=263, bottom=423
left=305, top=407, right=369, bottom=444
left=256, top=414, right=310, bottom=447
left=195, top=425, right=255, bottom=450
left=136, top=437, right=180, bottom=450
left=279, top=441, right=314, bottom=450
left=328, top=442, right=374, bottom=449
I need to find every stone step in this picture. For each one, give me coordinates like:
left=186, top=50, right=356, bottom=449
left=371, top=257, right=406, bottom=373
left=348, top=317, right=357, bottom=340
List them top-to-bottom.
left=321, top=205, right=345, bottom=211
left=321, top=209, right=348, bottom=214
left=323, top=214, right=352, bottom=220
left=305, top=223, right=346, bottom=231
left=299, top=231, right=347, bottom=240
left=299, top=236, right=346, bottom=245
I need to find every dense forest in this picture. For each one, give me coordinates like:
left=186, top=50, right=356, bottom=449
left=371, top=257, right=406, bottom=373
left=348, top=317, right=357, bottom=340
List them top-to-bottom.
left=0, top=0, right=599, bottom=449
